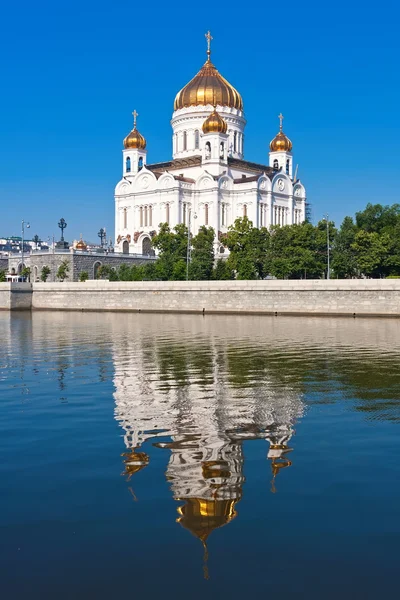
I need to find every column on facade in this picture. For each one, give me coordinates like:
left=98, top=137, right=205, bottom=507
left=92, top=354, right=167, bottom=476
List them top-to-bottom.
left=288, top=194, right=294, bottom=226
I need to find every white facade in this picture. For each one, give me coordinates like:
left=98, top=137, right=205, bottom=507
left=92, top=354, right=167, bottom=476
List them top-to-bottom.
left=115, top=44, right=307, bottom=255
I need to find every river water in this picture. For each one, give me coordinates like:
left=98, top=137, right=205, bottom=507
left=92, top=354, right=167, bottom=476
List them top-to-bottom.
left=0, top=312, right=399, bottom=599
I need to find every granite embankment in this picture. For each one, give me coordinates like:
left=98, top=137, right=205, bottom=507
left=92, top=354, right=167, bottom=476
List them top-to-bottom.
left=1, top=280, right=400, bottom=316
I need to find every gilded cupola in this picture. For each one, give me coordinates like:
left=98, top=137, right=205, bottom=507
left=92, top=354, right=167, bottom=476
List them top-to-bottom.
left=174, top=32, right=243, bottom=111
left=202, top=108, right=228, bottom=134
left=123, top=110, right=147, bottom=150
left=270, top=113, right=293, bottom=152
left=75, top=236, right=87, bottom=251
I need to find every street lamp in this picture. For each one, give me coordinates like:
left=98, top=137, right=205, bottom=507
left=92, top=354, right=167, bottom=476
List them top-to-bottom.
left=186, top=210, right=197, bottom=281
left=324, top=214, right=330, bottom=280
left=58, top=218, right=67, bottom=243
left=21, top=220, right=30, bottom=277
left=98, top=227, right=106, bottom=247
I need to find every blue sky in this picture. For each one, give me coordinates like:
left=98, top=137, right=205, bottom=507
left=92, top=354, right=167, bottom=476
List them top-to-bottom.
left=0, top=0, right=398, bottom=243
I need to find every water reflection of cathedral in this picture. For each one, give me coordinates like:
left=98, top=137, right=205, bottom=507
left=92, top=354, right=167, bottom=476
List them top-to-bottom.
left=113, top=332, right=305, bottom=561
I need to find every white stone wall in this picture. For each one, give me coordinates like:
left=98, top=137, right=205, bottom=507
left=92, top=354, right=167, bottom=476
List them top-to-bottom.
left=1, top=279, right=394, bottom=316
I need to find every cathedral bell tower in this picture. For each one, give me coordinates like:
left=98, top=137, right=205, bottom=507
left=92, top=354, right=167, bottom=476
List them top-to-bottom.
left=201, top=107, right=228, bottom=176
left=122, top=110, right=147, bottom=176
left=269, top=113, right=293, bottom=178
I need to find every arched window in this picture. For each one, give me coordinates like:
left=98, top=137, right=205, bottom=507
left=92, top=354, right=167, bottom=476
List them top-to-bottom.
left=195, top=130, right=200, bottom=149
left=183, top=131, right=187, bottom=151
left=233, top=131, right=237, bottom=152
left=205, top=142, right=211, bottom=160
left=220, top=142, right=224, bottom=159
left=138, top=156, right=143, bottom=170
left=126, top=157, right=131, bottom=173
left=273, top=159, right=279, bottom=169
left=286, top=159, right=290, bottom=175
left=166, top=203, right=170, bottom=224
left=205, top=204, right=209, bottom=226
left=221, top=204, right=226, bottom=227
left=243, top=204, right=247, bottom=218
left=149, top=205, right=152, bottom=226
left=140, top=206, right=143, bottom=227
left=123, top=208, right=127, bottom=229
left=142, top=236, right=152, bottom=255
left=122, top=240, right=129, bottom=254
left=93, top=261, right=102, bottom=279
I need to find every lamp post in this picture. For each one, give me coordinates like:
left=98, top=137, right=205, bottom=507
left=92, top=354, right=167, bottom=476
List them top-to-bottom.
left=186, top=209, right=197, bottom=281
left=324, top=214, right=330, bottom=280
left=58, top=218, right=67, bottom=244
left=21, top=219, right=30, bottom=277
left=98, top=227, right=106, bottom=247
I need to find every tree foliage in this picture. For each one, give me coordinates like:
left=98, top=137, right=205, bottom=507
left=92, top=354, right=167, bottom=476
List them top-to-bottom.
left=57, top=260, right=69, bottom=282
left=40, top=266, right=51, bottom=282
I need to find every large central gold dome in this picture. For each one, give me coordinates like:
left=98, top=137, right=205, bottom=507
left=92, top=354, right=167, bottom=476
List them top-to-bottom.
left=174, top=39, right=243, bottom=111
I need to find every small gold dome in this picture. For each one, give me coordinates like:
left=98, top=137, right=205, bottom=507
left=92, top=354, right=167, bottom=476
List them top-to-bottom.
left=174, top=33, right=243, bottom=111
left=202, top=109, right=228, bottom=134
left=123, top=110, right=146, bottom=149
left=270, top=113, right=293, bottom=152
left=76, top=237, right=87, bottom=251
left=122, top=450, right=150, bottom=479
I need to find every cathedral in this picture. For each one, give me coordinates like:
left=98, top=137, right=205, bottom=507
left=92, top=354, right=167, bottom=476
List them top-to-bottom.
left=114, top=32, right=307, bottom=255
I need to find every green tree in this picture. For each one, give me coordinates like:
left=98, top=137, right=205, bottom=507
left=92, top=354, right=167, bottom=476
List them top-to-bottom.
left=355, top=203, right=400, bottom=233
left=331, top=216, right=357, bottom=278
left=225, top=217, right=269, bottom=279
left=266, top=222, right=326, bottom=279
left=152, top=223, right=188, bottom=280
left=189, top=226, right=215, bottom=280
left=352, top=230, right=390, bottom=277
left=213, top=259, right=234, bottom=280
left=56, top=260, right=69, bottom=282
left=96, top=265, right=119, bottom=281
left=21, top=266, right=31, bottom=281
left=40, top=266, right=51, bottom=282
left=0, top=270, right=6, bottom=282
left=79, top=271, right=89, bottom=282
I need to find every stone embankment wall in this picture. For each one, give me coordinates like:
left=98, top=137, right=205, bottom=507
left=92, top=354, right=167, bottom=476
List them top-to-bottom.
left=1, top=280, right=400, bottom=316
left=0, top=283, right=33, bottom=310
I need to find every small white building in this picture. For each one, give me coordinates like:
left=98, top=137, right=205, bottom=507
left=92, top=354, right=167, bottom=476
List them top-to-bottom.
left=114, top=32, right=307, bottom=255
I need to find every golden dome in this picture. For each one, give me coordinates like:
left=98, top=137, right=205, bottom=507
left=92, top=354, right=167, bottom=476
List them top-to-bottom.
left=174, top=32, right=243, bottom=111
left=202, top=108, right=228, bottom=134
left=123, top=110, right=146, bottom=149
left=270, top=113, right=293, bottom=152
left=76, top=236, right=87, bottom=251
left=122, top=450, right=150, bottom=479
left=176, top=497, right=238, bottom=543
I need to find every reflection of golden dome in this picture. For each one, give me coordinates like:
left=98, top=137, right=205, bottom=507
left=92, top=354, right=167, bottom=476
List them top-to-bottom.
left=174, top=34, right=243, bottom=111
left=202, top=109, right=228, bottom=134
left=123, top=110, right=147, bottom=149
left=270, top=113, right=293, bottom=152
left=76, top=237, right=87, bottom=251
left=122, top=450, right=150, bottom=479
left=177, top=497, right=238, bottom=543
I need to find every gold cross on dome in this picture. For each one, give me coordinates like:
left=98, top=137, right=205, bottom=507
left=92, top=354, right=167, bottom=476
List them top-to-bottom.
left=205, top=31, right=213, bottom=58
left=132, top=109, right=138, bottom=128
left=278, top=113, right=284, bottom=130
